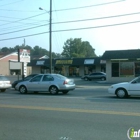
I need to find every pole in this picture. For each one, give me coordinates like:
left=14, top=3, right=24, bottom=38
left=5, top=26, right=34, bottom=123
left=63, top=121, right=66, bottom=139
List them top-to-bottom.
left=49, top=0, right=52, bottom=73
left=22, top=38, right=25, bottom=79
left=17, top=48, right=20, bottom=80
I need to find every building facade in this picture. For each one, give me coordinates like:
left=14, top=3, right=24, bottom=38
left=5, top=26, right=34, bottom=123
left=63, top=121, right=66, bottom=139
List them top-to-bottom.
left=102, top=49, right=140, bottom=82
left=0, top=50, right=30, bottom=76
left=27, top=57, right=106, bottom=77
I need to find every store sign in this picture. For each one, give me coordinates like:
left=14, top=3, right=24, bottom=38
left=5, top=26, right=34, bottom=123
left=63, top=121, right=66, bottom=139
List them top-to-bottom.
left=20, top=49, right=30, bottom=63
left=84, top=59, right=94, bottom=64
left=56, top=60, right=73, bottom=65
left=100, top=60, right=106, bottom=64
left=36, top=61, right=45, bottom=65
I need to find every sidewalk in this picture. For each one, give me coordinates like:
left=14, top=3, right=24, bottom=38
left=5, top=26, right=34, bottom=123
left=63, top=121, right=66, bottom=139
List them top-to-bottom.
left=73, top=78, right=117, bottom=86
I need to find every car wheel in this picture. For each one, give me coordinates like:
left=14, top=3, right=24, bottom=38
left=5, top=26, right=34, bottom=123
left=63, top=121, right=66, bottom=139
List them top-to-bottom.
left=84, top=77, right=88, bottom=81
left=101, top=77, right=106, bottom=81
left=19, top=86, right=27, bottom=94
left=49, top=86, right=58, bottom=95
left=116, top=88, right=128, bottom=98
left=1, top=89, right=6, bottom=92
left=62, top=90, right=69, bottom=94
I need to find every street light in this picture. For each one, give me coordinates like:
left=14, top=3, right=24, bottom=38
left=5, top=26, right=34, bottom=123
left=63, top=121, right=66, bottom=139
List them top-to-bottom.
left=39, top=0, right=52, bottom=73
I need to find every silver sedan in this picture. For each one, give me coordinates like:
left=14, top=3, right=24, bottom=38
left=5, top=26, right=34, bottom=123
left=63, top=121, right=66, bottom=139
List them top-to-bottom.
left=15, top=74, right=75, bottom=94
left=0, top=75, right=11, bottom=92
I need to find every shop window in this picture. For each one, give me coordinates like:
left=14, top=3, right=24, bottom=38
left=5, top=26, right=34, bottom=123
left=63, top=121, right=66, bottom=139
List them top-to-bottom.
left=120, top=62, right=134, bottom=77
left=135, top=62, right=140, bottom=77
left=112, top=63, right=119, bottom=77
left=101, top=65, right=106, bottom=73
left=41, top=66, right=49, bottom=74
left=84, top=66, right=96, bottom=75
left=69, top=67, right=79, bottom=76
left=10, top=70, right=21, bottom=75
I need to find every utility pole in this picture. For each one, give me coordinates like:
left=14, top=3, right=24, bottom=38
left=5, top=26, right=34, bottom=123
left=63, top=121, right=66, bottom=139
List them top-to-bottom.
left=39, top=0, right=52, bottom=73
left=49, top=0, right=52, bottom=73
left=23, top=38, right=25, bottom=48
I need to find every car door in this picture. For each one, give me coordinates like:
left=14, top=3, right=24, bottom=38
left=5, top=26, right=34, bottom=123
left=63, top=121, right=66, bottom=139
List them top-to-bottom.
left=89, top=73, right=96, bottom=80
left=90, top=73, right=99, bottom=80
left=27, top=75, right=43, bottom=91
left=40, top=75, right=54, bottom=91
left=129, top=77, right=140, bottom=95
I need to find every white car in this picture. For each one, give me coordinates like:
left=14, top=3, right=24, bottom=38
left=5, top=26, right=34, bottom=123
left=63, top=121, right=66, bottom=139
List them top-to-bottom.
left=15, top=74, right=75, bottom=94
left=0, top=75, right=11, bottom=92
left=108, top=76, right=140, bottom=98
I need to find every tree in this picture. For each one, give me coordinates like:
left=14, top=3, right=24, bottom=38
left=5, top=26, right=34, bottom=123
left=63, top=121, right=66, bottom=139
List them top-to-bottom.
left=61, top=38, right=97, bottom=58
left=0, top=45, right=62, bottom=59
left=1, top=47, right=9, bottom=53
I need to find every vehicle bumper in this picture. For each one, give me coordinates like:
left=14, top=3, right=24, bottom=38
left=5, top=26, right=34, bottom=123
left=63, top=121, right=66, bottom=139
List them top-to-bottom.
left=0, top=84, right=11, bottom=89
left=59, top=84, right=76, bottom=91
left=108, top=88, right=115, bottom=94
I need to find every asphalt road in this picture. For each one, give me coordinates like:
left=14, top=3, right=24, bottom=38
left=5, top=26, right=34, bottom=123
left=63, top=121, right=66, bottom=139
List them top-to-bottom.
left=0, top=79, right=140, bottom=140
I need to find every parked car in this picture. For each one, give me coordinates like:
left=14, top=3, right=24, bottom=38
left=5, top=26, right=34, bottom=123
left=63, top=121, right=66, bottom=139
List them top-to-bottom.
left=81, top=72, right=106, bottom=81
left=12, top=74, right=38, bottom=89
left=15, top=74, right=75, bottom=94
left=0, top=75, right=11, bottom=92
left=108, top=76, right=140, bottom=98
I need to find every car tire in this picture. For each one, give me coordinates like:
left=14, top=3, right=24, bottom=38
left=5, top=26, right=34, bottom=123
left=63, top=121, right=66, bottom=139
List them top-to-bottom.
left=84, top=77, right=88, bottom=81
left=19, top=86, right=27, bottom=94
left=49, top=86, right=58, bottom=95
left=116, top=88, right=128, bottom=98
left=1, top=89, right=6, bottom=92
left=62, top=90, right=69, bottom=94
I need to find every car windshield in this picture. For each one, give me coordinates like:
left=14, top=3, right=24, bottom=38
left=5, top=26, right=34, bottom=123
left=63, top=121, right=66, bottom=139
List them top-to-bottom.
left=130, top=76, right=140, bottom=83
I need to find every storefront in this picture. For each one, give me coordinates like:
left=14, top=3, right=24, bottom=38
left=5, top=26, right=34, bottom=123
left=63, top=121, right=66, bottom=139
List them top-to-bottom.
left=102, top=49, right=140, bottom=82
left=27, top=57, right=105, bottom=77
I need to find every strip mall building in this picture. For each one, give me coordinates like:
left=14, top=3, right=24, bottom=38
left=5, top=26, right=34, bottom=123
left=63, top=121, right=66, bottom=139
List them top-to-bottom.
left=27, top=57, right=106, bottom=77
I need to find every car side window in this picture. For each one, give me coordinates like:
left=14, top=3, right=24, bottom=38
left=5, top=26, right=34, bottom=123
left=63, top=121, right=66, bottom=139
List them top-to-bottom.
left=30, top=75, right=42, bottom=82
left=42, top=75, right=54, bottom=81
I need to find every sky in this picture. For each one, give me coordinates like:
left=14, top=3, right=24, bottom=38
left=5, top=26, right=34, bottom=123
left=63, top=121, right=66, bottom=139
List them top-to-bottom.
left=0, top=0, right=140, bottom=56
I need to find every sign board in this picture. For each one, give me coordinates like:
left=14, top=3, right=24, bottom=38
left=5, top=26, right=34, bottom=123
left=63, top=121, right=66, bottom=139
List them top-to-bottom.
left=20, top=49, right=30, bottom=63
left=84, top=59, right=94, bottom=64
left=56, top=60, right=73, bottom=65
left=9, top=61, right=21, bottom=69
left=36, top=61, right=45, bottom=65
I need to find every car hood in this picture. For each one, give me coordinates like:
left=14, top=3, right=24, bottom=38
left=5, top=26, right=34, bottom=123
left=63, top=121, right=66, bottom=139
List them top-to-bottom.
left=16, top=80, right=29, bottom=86
left=112, top=82, right=129, bottom=87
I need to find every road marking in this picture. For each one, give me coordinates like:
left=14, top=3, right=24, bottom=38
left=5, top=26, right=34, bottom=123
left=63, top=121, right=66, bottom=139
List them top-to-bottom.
left=0, top=104, right=140, bottom=117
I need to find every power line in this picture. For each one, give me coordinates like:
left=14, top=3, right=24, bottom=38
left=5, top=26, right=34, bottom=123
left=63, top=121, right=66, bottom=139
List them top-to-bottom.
left=0, top=0, right=23, bottom=7
left=0, top=0, right=125, bottom=13
left=52, top=0, right=125, bottom=12
left=0, top=8, right=40, bottom=12
left=1, top=11, right=140, bottom=35
left=53, top=11, right=140, bottom=24
left=0, top=12, right=47, bottom=27
left=0, top=15, right=46, bottom=22
left=0, top=19, right=140, bottom=41
left=0, top=19, right=48, bottom=25
left=0, top=20, right=48, bottom=32
left=0, top=23, right=49, bottom=35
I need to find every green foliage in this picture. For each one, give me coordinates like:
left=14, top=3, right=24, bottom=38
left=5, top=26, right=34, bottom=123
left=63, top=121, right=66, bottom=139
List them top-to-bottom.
left=61, top=38, right=97, bottom=58
left=0, top=45, right=62, bottom=59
